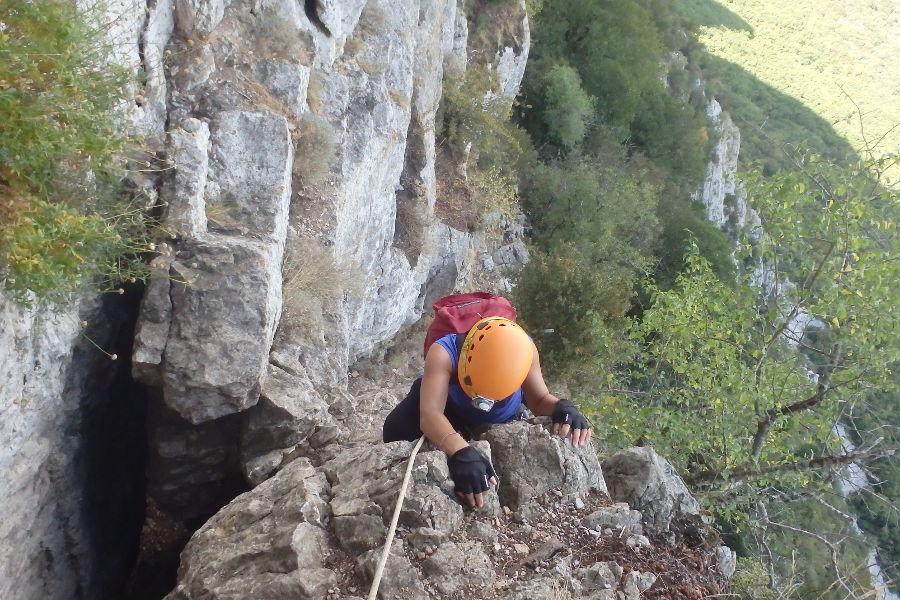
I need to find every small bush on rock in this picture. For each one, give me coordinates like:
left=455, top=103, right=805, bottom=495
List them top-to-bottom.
left=0, top=0, right=152, bottom=305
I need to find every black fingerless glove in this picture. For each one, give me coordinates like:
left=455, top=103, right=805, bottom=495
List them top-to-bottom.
left=552, top=399, right=589, bottom=430
left=447, top=446, right=497, bottom=495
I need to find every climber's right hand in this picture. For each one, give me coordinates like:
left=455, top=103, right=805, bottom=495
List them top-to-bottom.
left=447, top=446, right=498, bottom=509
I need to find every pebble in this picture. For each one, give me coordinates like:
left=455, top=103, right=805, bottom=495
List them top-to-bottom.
left=574, top=497, right=585, bottom=510
left=502, top=506, right=512, bottom=516
left=513, top=543, right=530, bottom=555
left=417, top=552, right=426, bottom=560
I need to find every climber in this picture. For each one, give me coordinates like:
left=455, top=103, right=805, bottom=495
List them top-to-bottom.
left=382, top=313, right=591, bottom=509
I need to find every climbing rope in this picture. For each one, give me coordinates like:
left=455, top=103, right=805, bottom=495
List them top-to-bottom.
left=367, top=436, right=425, bottom=600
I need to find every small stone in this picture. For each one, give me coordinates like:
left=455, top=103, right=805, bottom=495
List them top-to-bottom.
left=574, top=497, right=585, bottom=510
left=502, top=506, right=512, bottom=516
left=513, top=543, right=529, bottom=555
left=417, top=552, right=426, bottom=560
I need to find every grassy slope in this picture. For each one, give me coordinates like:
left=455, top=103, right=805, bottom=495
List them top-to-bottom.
left=676, top=0, right=899, bottom=176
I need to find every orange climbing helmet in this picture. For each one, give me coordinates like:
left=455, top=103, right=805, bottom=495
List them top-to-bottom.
left=458, top=317, right=532, bottom=406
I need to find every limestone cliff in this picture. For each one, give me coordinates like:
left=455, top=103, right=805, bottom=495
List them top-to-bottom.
left=0, top=0, right=530, bottom=597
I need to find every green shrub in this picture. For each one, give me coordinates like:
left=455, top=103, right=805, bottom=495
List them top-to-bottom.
left=0, top=0, right=151, bottom=305
left=525, top=0, right=665, bottom=136
left=534, top=62, right=595, bottom=151
left=440, top=64, right=531, bottom=177
left=630, top=86, right=710, bottom=184
left=653, top=193, right=735, bottom=289
left=1, top=195, right=151, bottom=302
left=514, top=244, right=637, bottom=386
left=729, top=558, right=778, bottom=600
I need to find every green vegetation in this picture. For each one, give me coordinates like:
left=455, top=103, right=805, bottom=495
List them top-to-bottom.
left=0, top=0, right=151, bottom=306
left=674, top=0, right=899, bottom=176
left=494, top=1, right=900, bottom=597
left=849, top=380, right=900, bottom=590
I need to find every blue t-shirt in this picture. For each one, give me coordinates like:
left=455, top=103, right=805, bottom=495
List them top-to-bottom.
left=434, top=333, right=524, bottom=424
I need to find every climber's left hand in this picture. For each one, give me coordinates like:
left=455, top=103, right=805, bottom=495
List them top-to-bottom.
left=551, top=399, right=592, bottom=447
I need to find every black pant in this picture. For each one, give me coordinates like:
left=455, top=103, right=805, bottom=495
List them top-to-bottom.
left=382, top=378, right=471, bottom=442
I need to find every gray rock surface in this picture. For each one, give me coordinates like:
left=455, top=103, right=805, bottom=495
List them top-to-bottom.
left=695, top=98, right=742, bottom=228
left=133, top=109, right=294, bottom=424
left=0, top=297, right=89, bottom=600
left=240, top=364, right=334, bottom=482
left=482, top=421, right=607, bottom=509
left=602, top=446, right=701, bottom=534
left=164, top=458, right=330, bottom=600
left=582, top=503, right=644, bottom=535
left=422, top=541, right=493, bottom=595
left=716, top=544, right=738, bottom=579
left=357, top=546, right=430, bottom=600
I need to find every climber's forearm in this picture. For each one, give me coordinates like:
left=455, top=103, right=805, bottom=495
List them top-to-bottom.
left=420, top=411, right=468, bottom=455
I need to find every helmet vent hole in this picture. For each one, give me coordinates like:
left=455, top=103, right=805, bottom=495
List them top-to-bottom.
left=499, top=323, right=506, bottom=326
left=478, top=334, right=485, bottom=341
left=467, top=356, right=472, bottom=363
left=463, top=376, right=472, bottom=386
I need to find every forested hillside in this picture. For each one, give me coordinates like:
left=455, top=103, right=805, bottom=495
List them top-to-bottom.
left=458, top=0, right=899, bottom=598
left=676, top=0, right=900, bottom=177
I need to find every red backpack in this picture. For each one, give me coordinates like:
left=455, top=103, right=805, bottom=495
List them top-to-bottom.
left=423, top=292, right=518, bottom=357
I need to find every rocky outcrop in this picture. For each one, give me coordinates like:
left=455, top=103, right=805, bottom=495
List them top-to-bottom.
left=695, top=99, right=740, bottom=228
left=0, top=292, right=149, bottom=600
left=165, top=421, right=728, bottom=599
left=602, top=446, right=701, bottom=535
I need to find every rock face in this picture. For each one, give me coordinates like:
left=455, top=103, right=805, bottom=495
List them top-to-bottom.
left=127, top=0, right=531, bottom=524
left=695, top=99, right=741, bottom=228
left=0, top=292, right=148, bottom=600
left=165, top=421, right=729, bottom=599
left=482, top=421, right=608, bottom=509
left=602, top=446, right=701, bottom=534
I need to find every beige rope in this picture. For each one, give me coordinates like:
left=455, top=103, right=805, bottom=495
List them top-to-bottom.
left=367, top=436, right=425, bottom=600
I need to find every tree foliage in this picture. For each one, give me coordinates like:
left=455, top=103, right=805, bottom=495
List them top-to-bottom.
left=524, top=0, right=665, bottom=137
left=533, top=63, right=595, bottom=151
left=608, top=155, right=898, bottom=509
left=516, top=158, right=660, bottom=377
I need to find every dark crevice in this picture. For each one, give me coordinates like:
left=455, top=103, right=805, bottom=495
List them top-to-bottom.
left=67, top=281, right=149, bottom=600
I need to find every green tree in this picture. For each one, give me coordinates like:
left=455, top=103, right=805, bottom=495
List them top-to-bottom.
left=525, top=0, right=664, bottom=136
left=535, top=63, right=595, bottom=151
left=630, top=87, right=710, bottom=184
left=614, top=155, right=898, bottom=493
left=600, top=157, right=899, bottom=597
left=517, top=158, right=660, bottom=377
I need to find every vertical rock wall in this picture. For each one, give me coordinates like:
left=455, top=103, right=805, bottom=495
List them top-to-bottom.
left=0, top=0, right=531, bottom=596
left=0, top=0, right=172, bottom=596
left=129, top=0, right=531, bottom=516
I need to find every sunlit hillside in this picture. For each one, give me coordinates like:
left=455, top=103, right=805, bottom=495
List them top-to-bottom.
left=677, top=0, right=899, bottom=178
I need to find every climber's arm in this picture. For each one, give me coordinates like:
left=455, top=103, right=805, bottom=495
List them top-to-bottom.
left=522, top=343, right=592, bottom=447
left=419, top=344, right=498, bottom=509
left=419, top=344, right=467, bottom=455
